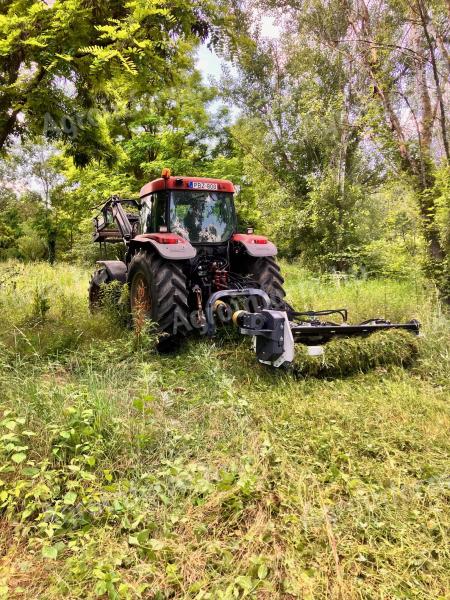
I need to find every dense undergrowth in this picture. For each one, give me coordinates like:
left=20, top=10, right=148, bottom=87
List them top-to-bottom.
left=0, top=261, right=449, bottom=599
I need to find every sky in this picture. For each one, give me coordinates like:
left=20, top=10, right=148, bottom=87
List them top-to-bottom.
left=195, top=14, right=280, bottom=124
left=195, top=15, right=280, bottom=82
left=196, top=45, right=224, bottom=82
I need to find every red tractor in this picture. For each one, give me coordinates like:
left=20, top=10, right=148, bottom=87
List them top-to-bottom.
left=90, top=169, right=419, bottom=366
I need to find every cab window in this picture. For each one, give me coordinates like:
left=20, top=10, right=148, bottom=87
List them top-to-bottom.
left=170, top=191, right=235, bottom=242
left=141, top=192, right=167, bottom=233
left=151, top=192, right=167, bottom=231
left=140, top=198, right=152, bottom=233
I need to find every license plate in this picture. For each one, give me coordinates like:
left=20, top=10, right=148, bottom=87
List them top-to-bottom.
left=189, top=181, right=218, bottom=190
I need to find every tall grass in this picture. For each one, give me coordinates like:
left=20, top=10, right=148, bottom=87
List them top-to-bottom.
left=0, top=260, right=448, bottom=599
left=282, top=261, right=435, bottom=323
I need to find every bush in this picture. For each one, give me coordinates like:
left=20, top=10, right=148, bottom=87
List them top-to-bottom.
left=17, top=223, right=47, bottom=261
left=362, top=238, right=422, bottom=279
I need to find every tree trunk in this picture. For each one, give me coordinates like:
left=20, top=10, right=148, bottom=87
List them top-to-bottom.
left=355, top=0, right=417, bottom=172
left=416, top=0, right=450, bottom=161
left=431, top=22, right=450, bottom=77
left=0, top=110, right=20, bottom=149
left=411, top=167, right=449, bottom=301
left=416, top=185, right=444, bottom=262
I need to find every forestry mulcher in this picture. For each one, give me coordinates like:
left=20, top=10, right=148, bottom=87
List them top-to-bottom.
left=90, top=169, right=419, bottom=367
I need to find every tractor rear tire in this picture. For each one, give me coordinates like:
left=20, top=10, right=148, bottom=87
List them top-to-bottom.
left=127, top=250, right=189, bottom=351
left=242, top=256, right=287, bottom=309
left=88, top=268, right=109, bottom=312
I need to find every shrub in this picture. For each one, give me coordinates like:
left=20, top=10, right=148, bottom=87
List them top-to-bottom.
left=17, top=224, right=47, bottom=261
left=31, top=285, right=52, bottom=322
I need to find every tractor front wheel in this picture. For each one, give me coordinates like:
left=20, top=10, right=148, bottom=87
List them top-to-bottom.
left=128, top=250, right=189, bottom=350
left=88, top=268, right=109, bottom=312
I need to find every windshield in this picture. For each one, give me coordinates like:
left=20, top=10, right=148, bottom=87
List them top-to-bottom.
left=170, top=191, right=235, bottom=243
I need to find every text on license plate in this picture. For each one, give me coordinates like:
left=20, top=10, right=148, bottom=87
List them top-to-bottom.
left=189, top=181, right=218, bottom=190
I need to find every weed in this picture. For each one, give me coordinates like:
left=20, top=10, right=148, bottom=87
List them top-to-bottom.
left=0, top=260, right=448, bottom=599
left=100, top=280, right=131, bottom=328
left=30, top=286, right=52, bottom=323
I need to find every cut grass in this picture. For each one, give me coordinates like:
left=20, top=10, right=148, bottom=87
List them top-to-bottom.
left=0, top=260, right=449, bottom=599
left=291, top=329, right=419, bottom=377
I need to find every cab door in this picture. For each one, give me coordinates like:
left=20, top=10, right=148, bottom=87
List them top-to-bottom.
left=141, top=192, right=168, bottom=233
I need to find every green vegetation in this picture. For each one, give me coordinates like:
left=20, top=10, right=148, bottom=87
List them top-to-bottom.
left=0, top=0, right=211, bottom=164
left=1, top=0, right=449, bottom=596
left=1, top=0, right=449, bottom=295
left=0, top=261, right=448, bottom=599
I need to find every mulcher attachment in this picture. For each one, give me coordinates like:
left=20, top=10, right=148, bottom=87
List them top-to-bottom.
left=206, top=289, right=420, bottom=368
left=237, top=310, right=295, bottom=367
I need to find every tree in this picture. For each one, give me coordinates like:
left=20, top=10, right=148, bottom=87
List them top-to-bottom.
left=0, top=0, right=211, bottom=165
left=221, top=0, right=450, bottom=291
left=340, top=0, right=449, bottom=264
left=217, top=3, right=383, bottom=268
left=114, top=70, right=218, bottom=182
left=0, top=140, right=67, bottom=261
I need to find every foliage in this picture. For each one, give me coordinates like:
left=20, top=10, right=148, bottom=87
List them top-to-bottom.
left=0, top=0, right=212, bottom=164
left=219, top=0, right=449, bottom=290
left=216, top=16, right=385, bottom=269
left=434, top=163, right=450, bottom=297
left=16, top=223, right=48, bottom=262
left=0, top=261, right=448, bottom=598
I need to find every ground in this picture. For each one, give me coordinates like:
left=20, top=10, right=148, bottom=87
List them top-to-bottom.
left=0, top=261, right=448, bottom=599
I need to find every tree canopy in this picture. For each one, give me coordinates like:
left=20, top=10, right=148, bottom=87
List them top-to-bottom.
left=0, top=0, right=449, bottom=296
left=0, top=0, right=211, bottom=163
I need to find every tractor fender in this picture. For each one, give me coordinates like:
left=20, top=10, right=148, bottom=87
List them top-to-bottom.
left=231, top=233, right=277, bottom=257
left=130, top=234, right=196, bottom=260
left=96, top=260, right=127, bottom=283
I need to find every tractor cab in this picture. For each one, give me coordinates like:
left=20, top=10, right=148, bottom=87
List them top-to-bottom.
left=91, top=169, right=281, bottom=338
left=139, top=170, right=236, bottom=244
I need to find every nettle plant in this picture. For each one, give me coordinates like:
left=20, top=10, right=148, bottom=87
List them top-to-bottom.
left=0, top=407, right=121, bottom=557
left=51, top=407, right=106, bottom=466
left=0, top=411, right=33, bottom=467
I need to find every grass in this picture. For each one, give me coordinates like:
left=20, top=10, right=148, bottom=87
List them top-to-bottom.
left=0, top=260, right=449, bottom=599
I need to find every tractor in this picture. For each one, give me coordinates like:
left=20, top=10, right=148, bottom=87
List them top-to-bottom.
left=90, top=169, right=419, bottom=367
